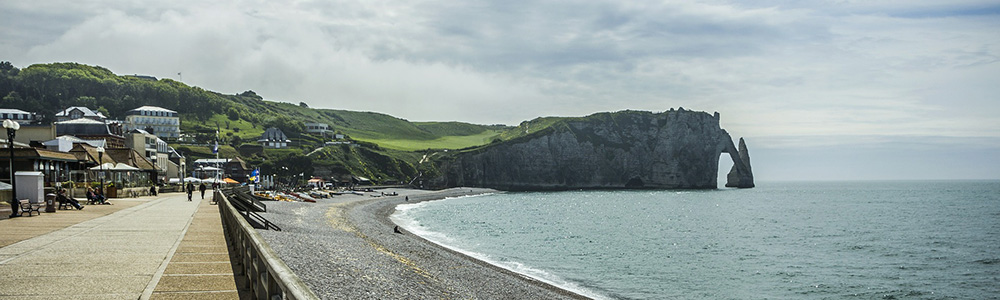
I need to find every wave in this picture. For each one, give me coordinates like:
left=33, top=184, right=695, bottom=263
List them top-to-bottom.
left=390, top=204, right=610, bottom=300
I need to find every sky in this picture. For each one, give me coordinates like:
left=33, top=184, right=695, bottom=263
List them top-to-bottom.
left=2, top=0, right=998, bottom=181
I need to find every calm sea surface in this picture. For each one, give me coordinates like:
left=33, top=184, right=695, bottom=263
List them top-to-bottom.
left=391, top=181, right=1000, bottom=299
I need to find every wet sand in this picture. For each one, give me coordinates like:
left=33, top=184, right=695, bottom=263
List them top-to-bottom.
left=257, top=188, right=588, bottom=299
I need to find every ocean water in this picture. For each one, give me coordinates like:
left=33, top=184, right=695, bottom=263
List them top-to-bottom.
left=391, top=181, right=1000, bottom=299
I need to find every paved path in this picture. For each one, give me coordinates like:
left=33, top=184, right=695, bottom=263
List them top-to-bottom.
left=0, top=192, right=238, bottom=299
left=149, top=193, right=243, bottom=299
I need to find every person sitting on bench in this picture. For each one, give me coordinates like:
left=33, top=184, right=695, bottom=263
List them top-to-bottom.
left=86, top=187, right=98, bottom=204
left=57, top=188, right=84, bottom=210
left=94, top=188, right=109, bottom=205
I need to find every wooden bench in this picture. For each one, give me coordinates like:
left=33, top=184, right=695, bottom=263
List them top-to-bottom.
left=18, top=199, right=41, bottom=216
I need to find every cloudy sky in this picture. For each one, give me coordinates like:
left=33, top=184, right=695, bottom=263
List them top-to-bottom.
left=2, top=0, right=998, bottom=180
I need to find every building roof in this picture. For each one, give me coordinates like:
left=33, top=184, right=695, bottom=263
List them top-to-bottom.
left=128, top=106, right=176, bottom=113
left=55, top=107, right=106, bottom=119
left=0, top=108, right=31, bottom=115
left=55, top=118, right=114, bottom=136
left=56, top=118, right=105, bottom=125
left=258, top=127, right=290, bottom=142
left=42, top=135, right=106, bottom=148
left=70, top=143, right=117, bottom=165
left=9, top=148, right=80, bottom=162
left=105, top=148, right=157, bottom=171
left=229, top=156, right=248, bottom=169
left=194, top=158, right=231, bottom=164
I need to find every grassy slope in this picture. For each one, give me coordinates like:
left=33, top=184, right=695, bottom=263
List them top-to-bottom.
left=354, top=130, right=501, bottom=151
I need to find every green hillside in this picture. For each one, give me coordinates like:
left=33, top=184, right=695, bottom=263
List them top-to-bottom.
left=0, top=61, right=506, bottom=184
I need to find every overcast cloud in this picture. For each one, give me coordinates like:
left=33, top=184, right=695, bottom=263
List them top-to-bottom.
left=2, top=0, right=998, bottom=180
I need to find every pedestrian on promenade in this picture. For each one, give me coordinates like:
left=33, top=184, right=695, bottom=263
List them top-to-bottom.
left=186, top=182, right=194, bottom=201
left=199, top=183, right=207, bottom=199
left=150, top=185, right=157, bottom=196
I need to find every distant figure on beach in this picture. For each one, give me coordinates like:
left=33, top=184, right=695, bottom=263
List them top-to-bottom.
left=186, top=183, right=194, bottom=201
left=199, top=183, right=207, bottom=199
left=57, top=188, right=83, bottom=210
left=405, top=196, right=408, bottom=202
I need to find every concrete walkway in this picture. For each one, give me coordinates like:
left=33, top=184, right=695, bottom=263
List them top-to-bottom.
left=0, top=192, right=237, bottom=299
left=149, top=193, right=243, bottom=299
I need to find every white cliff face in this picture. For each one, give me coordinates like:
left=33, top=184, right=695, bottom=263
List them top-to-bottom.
left=434, top=110, right=754, bottom=190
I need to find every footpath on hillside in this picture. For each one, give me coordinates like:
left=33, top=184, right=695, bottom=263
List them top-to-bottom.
left=0, top=192, right=238, bottom=299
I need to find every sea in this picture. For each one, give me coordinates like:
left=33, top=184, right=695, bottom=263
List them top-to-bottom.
left=390, top=181, right=1000, bottom=299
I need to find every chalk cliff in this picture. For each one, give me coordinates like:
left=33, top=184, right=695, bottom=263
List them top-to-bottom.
left=430, top=109, right=754, bottom=190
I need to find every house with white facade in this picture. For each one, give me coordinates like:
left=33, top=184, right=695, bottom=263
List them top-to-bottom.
left=124, top=106, right=180, bottom=140
left=258, top=127, right=290, bottom=149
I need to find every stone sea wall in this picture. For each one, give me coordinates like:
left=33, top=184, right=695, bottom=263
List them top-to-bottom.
left=432, top=109, right=754, bottom=190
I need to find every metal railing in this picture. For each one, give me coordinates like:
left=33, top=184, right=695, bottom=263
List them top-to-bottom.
left=221, top=188, right=278, bottom=231
left=217, top=189, right=318, bottom=300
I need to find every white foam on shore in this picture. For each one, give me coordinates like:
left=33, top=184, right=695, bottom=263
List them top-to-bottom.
left=391, top=196, right=610, bottom=300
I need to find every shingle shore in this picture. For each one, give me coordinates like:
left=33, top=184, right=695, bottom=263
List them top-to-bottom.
left=257, top=188, right=588, bottom=299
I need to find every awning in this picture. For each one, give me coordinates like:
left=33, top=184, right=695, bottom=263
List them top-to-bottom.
left=89, top=163, right=116, bottom=170
left=112, top=163, right=140, bottom=171
left=201, top=178, right=223, bottom=184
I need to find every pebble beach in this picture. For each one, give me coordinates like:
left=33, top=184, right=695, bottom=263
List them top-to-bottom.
left=256, top=188, right=587, bottom=299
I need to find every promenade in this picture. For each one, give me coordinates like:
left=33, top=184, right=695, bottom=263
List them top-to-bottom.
left=0, top=192, right=239, bottom=299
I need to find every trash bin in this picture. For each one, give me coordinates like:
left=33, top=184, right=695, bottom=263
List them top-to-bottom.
left=45, top=193, right=56, bottom=213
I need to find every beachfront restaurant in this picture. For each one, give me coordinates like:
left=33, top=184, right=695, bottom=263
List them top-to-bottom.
left=0, top=147, right=78, bottom=185
left=193, top=166, right=222, bottom=180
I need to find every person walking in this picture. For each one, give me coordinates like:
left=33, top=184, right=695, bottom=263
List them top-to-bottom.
left=186, top=182, right=194, bottom=201
left=199, top=182, right=207, bottom=199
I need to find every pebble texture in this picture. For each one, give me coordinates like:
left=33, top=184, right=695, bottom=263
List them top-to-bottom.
left=258, top=188, right=587, bottom=299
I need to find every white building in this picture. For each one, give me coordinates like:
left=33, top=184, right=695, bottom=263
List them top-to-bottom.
left=55, top=106, right=106, bottom=122
left=124, top=106, right=180, bottom=140
left=0, top=108, right=35, bottom=124
left=304, top=122, right=330, bottom=134
left=258, top=127, right=290, bottom=149
left=125, top=129, right=174, bottom=177
left=42, top=135, right=105, bottom=152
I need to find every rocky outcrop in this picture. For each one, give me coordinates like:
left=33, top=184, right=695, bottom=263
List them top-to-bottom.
left=431, top=109, right=754, bottom=190
left=725, top=137, right=754, bottom=188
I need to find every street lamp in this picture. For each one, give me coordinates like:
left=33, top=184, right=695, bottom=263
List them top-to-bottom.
left=4, top=119, right=20, bottom=218
left=96, top=147, right=105, bottom=197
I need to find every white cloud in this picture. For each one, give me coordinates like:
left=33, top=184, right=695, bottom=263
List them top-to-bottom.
left=4, top=0, right=999, bottom=138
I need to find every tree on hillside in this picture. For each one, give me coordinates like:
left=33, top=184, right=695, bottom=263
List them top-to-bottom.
left=265, top=115, right=304, bottom=138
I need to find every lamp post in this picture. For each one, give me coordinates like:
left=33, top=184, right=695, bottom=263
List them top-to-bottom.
left=4, top=119, right=20, bottom=218
left=96, top=147, right=105, bottom=196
